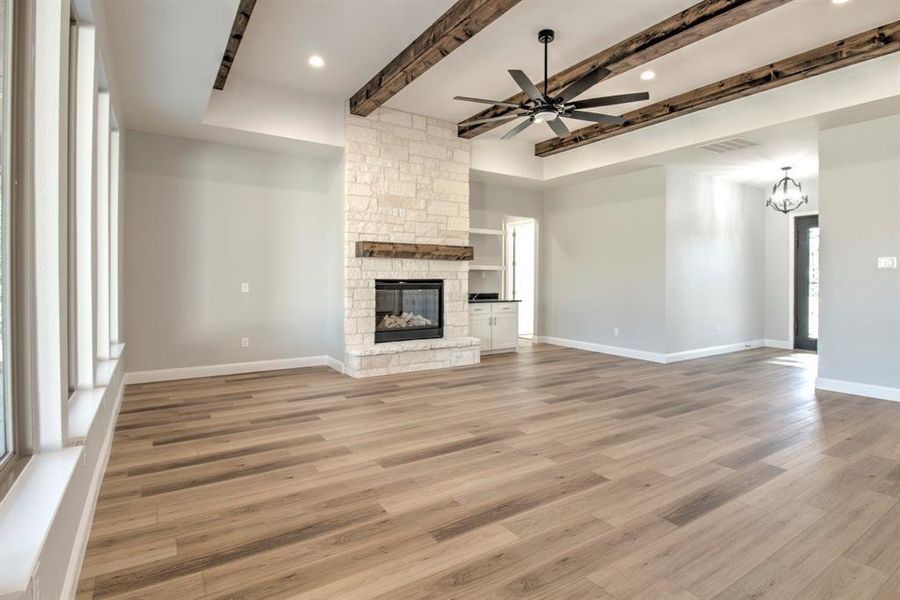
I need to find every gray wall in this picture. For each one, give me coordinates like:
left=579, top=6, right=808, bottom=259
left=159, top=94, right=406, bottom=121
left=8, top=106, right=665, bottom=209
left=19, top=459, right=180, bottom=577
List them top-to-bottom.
left=818, top=115, right=900, bottom=390
left=124, top=131, right=343, bottom=372
left=541, top=167, right=668, bottom=353
left=665, top=168, right=766, bottom=353
left=469, top=180, right=543, bottom=228
left=763, top=180, right=819, bottom=344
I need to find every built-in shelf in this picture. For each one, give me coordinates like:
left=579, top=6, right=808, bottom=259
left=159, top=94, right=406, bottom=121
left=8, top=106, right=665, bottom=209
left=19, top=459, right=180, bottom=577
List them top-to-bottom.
left=469, top=227, right=504, bottom=236
left=470, top=264, right=506, bottom=271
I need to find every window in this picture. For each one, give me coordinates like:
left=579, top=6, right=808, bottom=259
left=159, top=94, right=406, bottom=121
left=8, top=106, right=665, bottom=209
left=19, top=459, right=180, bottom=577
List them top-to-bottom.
left=0, top=0, right=13, bottom=464
left=67, top=14, right=77, bottom=394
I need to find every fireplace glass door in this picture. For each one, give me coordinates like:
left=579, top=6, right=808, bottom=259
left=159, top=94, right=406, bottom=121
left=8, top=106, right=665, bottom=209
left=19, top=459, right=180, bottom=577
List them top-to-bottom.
left=375, top=280, right=443, bottom=343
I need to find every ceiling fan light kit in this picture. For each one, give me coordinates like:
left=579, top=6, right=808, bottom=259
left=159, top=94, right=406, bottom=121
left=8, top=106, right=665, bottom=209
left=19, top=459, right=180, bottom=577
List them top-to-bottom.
left=454, top=28, right=649, bottom=140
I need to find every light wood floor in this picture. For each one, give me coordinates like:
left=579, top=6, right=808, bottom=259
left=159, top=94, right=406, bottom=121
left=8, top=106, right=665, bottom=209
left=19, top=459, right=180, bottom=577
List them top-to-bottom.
left=77, top=345, right=900, bottom=600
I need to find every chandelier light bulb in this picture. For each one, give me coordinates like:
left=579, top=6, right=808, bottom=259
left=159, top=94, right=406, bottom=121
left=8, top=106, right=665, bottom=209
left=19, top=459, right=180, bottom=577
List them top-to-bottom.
left=766, top=166, right=809, bottom=214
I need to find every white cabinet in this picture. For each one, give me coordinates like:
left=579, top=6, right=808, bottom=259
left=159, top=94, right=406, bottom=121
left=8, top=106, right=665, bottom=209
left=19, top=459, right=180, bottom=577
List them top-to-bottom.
left=468, top=302, right=518, bottom=353
left=491, top=312, right=518, bottom=350
left=469, top=313, right=493, bottom=351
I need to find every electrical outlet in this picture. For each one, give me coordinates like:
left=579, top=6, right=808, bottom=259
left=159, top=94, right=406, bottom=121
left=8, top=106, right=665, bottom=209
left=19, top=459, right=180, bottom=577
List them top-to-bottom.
left=877, top=256, right=897, bottom=270
left=241, top=282, right=250, bottom=293
left=716, top=325, right=721, bottom=332
left=613, top=327, right=619, bottom=336
left=241, top=337, right=250, bottom=348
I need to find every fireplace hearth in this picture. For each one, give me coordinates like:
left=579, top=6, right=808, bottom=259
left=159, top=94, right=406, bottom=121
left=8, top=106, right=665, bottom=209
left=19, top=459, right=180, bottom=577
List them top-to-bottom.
left=375, top=279, right=443, bottom=343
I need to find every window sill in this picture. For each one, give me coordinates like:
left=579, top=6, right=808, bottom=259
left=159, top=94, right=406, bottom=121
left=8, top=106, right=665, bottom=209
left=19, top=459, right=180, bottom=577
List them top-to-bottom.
left=70, top=347, right=125, bottom=443
left=68, top=388, right=107, bottom=443
left=0, top=447, right=82, bottom=598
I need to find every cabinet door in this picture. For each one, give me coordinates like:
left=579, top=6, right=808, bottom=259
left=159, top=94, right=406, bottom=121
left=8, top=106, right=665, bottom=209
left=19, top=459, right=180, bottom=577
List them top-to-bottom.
left=491, top=313, right=518, bottom=350
left=469, top=314, right=493, bottom=351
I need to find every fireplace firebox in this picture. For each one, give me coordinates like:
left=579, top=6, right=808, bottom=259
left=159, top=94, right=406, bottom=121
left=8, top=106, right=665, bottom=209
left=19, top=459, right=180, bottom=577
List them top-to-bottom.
left=375, top=279, right=443, bottom=343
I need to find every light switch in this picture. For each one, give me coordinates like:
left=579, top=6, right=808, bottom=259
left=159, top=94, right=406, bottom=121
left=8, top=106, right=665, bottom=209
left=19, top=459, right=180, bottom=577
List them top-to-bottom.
left=877, top=257, right=897, bottom=270
left=241, top=282, right=250, bottom=293
left=241, top=337, right=250, bottom=348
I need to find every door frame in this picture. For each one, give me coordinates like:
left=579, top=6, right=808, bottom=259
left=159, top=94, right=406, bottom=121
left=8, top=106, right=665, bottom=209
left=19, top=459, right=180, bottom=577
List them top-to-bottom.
left=786, top=210, right=818, bottom=348
left=793, top=214, right=819, bottom=351
left=505, top=218, right=538, bottom=338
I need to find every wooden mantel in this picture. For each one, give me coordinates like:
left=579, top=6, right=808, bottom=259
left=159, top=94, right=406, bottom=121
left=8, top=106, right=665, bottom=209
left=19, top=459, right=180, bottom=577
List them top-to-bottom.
left=355, top=241, right=474, bottom=261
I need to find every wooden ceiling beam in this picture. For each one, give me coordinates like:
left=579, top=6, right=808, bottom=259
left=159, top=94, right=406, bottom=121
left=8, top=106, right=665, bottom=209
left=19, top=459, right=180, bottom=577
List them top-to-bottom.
left=213, top=0, right=257, bottom=91
left=349, top=0, right=522, bottom=117
left=457, top=0, right=792, bottom=139
left=535, top=20, right=900, bottom=157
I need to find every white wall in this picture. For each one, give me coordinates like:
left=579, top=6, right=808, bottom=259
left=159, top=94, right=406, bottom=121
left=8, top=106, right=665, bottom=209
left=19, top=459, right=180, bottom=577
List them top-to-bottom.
left=818, top=115, right=900, bottom=396
left=123, top=131, right=343, bottom=374
left=541, top=167, right=668, bottom=354
left=666, top=168, right=766, bottom=353
left=764, top=180, right=819, bottom=345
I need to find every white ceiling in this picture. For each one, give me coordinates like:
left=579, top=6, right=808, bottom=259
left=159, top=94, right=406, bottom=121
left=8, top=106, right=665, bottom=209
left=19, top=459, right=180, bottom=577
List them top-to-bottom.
left=100, top=0, right=900, bottom=177
left=224, top=0, right=900, bottom=143
left=233, top=0, right=455, bottom=98
left=387, top=0, right=900, bottom=142
left=472, top=95, right=900, bottom=189
left=641, top=95, right=900, bottom=187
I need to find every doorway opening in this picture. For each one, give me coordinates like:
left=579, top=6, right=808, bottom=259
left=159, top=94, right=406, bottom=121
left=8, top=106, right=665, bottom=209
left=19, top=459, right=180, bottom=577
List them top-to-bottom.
left=794, top=215, right=819, bottom=351
left=506, top=219, right=536, bottom=338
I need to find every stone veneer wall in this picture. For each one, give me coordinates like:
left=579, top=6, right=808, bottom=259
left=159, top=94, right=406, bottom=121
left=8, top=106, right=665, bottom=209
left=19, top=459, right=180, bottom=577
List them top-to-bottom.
left=343, top=107, right=479, bottom=377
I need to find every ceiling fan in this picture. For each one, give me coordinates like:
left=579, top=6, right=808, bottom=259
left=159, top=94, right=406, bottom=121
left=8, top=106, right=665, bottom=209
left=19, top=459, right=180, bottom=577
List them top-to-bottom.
left=454, top=29, right=649, bottom=140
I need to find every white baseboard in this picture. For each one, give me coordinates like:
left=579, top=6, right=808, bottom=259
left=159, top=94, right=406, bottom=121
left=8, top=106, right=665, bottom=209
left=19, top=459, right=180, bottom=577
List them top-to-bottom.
left=534, top=336, right=667, bottom=364
left=535, top=336, right=764, bottom=364
left=764, top=339, right=793, bottom=349
left=665, top=340, right=764, bottom=363
left=125, top=355, right=344, bottom=384
left=325, top=355, right=345, bottom=375
left=816, top=377, right=900, bottom=402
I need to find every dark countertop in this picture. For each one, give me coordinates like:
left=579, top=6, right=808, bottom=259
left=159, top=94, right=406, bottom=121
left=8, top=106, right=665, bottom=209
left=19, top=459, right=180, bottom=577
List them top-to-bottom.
left=468, top=299, right=522, bottom=304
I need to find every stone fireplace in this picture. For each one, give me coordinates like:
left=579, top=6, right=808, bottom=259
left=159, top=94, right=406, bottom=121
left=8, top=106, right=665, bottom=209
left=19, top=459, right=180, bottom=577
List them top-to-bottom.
left=343, top=107, right=480, bottom=378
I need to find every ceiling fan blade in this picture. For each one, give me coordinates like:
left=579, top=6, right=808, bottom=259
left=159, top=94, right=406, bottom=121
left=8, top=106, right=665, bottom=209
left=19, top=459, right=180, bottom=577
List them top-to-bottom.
left=557, top=66, right=611, bottom=103
left=508, top=69, right=545, bottom=103
left=569, top=92, right=649, bottom=109
left=453, top=96, right=524, bottom=108
left=565, top=110, right=626, bottom=125
left=462, top=113, right=529, bottom=126
left=547, top=116, right=570, bottom=140
left=501, top=118, right=534, bottom=140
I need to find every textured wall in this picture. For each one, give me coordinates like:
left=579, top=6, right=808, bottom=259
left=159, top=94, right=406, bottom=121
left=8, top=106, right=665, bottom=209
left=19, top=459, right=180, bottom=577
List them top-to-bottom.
left=343, top=108, right=477, bottom=375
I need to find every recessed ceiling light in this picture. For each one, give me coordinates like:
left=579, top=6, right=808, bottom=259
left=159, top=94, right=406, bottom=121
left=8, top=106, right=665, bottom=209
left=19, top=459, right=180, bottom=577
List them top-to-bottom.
left=831, top=0, right=849, bottom=4
left=308, top=55, right=324, bottom=68
left=640, top=70, right=656, bottom=81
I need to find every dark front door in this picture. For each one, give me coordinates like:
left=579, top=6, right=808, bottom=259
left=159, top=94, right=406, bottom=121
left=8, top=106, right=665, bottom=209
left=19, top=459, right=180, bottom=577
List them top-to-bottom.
left=794, top=215, right=819, bottom=351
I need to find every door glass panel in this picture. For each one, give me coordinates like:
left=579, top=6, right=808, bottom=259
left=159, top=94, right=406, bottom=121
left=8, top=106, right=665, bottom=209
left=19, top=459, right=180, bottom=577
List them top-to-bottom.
left=0, top=0, right=10, bottom=460
left=807, top=226, right=819, bottom=339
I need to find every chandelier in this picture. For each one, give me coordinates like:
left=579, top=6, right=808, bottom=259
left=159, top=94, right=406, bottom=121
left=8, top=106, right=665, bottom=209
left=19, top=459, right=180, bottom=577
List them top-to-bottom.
left=767, top=166, right=808, bottom=214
